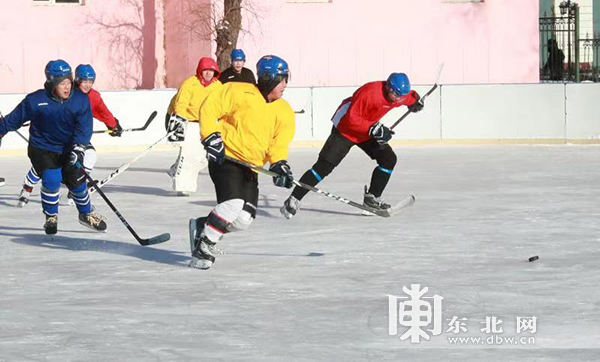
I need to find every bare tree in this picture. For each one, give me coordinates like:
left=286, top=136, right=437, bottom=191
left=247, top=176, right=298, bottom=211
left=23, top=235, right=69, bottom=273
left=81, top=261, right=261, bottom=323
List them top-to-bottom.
left=186, top=0, right=263, bottom=71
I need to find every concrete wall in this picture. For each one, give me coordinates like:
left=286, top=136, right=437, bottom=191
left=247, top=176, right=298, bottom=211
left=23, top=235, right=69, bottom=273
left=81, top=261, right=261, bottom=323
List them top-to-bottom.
left=2, top=83, right=599, bottom=154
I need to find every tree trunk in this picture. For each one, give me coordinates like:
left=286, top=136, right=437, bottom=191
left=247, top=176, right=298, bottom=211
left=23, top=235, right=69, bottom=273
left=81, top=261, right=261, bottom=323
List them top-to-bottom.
left=215, top=0, right=243, bottom=71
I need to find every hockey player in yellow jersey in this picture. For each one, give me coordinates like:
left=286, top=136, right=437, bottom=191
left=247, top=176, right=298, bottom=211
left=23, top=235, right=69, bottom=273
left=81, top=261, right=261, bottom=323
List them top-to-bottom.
left=188, top=55, right=295, bottom=269
left=165, top=57, right=221, bottom=196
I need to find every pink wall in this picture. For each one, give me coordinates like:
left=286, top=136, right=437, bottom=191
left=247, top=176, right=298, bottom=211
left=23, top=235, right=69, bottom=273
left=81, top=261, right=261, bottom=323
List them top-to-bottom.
left=0, top=0, right=167, bottom=93
left=0, top=0, right=539, bottom=94
left=163, top=0, right=213, bottom=88
left=236, top=0, right=540, bottom=86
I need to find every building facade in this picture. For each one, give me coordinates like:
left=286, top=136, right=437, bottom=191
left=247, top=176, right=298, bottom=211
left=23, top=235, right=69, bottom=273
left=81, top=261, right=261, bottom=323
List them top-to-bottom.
left=0, top=0, right=540, bottom=93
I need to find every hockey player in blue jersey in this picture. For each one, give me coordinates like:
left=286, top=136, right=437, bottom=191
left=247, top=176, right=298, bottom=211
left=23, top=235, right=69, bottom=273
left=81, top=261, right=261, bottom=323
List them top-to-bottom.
left=0, top=59, right=107, bottom=235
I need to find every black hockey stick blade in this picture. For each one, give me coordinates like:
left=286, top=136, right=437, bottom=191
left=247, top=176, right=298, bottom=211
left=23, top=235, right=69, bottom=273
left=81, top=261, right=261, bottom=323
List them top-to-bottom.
left=93, top=110, right=158, bottom=134
left=130, top=110, right=158, bottom=131
left=76, top=162, right=170, bottom=246
left=138, top=232, right=171, bottom=246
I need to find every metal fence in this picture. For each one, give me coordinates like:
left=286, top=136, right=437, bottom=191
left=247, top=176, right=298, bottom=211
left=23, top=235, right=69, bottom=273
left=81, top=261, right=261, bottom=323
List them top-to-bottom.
left=539, top=12, right=578, bottom=82
left=579, top=34, right=600, bottom=82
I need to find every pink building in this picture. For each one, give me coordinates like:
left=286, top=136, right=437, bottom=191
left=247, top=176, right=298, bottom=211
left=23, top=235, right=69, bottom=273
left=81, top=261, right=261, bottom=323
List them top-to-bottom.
left=0, top=0, right=539, bottom=93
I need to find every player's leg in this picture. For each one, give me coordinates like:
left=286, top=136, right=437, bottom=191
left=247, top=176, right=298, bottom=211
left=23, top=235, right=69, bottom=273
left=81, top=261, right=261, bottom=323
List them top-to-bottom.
left=170, top=122, right=205, bottom=195
left=281, top=127, right=354, bottom=219
left=357, top=140, right=397, bottom=210
left=29, top=146, right=62, bottom=234
left=62, top=152, right=107, bottom=232
left=189, top=161, right=248, bottom=269
left=17, top=166, right=41, bottom=207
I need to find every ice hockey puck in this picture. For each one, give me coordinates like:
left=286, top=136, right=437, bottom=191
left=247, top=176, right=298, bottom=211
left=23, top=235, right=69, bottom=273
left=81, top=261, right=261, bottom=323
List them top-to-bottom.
left=528, top=256, right=539, bottom=262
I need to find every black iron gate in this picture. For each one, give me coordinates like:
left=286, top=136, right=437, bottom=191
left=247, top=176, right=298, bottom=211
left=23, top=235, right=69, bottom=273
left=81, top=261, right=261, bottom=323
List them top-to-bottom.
left=539, top=12, right=578, bottom=82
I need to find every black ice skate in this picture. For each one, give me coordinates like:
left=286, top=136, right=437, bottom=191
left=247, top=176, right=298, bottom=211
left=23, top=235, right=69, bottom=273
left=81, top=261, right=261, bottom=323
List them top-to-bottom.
left=0, top=177, right=5, bottom=187
left=17, top=185, right=33, bottom=208
left=363, top=185, right=391, bottom=211
left=280, top=195, right=301, bottom=220
left=79, top=211, right=107, bottom=232
left=44, top=214, right=58, bottom=235
left=189, top=217, right=216, bottom=270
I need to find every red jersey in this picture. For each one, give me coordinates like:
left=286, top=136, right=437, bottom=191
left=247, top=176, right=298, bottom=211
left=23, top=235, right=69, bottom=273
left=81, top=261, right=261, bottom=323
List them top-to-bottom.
left=332, top=81, right=418, bottom=143
left=87, top=88, right=117, bottom=129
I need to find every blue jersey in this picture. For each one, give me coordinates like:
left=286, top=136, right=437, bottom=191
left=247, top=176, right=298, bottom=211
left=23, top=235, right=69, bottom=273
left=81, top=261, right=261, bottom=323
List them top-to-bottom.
left=0, top=87, right=92, bottom=153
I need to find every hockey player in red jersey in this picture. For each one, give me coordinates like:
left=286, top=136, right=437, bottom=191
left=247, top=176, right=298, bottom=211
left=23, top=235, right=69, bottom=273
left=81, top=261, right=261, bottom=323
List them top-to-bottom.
left=17, top=64, right=123, bottom=207
left=280, top=73, right=424, bottom=219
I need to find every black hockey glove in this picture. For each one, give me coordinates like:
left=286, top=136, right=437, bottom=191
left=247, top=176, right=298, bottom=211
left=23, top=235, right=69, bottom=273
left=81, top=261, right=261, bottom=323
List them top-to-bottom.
left=409, top=92, right=424, bottom=113
left=167, top=114, right=187, bottom=142
left=109, top=119, right=123, bottom=137
left=369, top=122, right=395, bottom=145
left=202, top=132, right=225, bottom=165
left=69, top=144, right=86, bottom=167
left=269, top=160, right=294, bottom=189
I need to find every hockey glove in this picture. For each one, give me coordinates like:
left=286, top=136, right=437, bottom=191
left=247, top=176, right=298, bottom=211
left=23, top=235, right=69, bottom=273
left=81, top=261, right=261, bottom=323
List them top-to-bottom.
left=409, top=92, right=424, bottom=113
left=167, top=113, right=187, bottom=142
left=109, top=119, right=123, bottom=137
left=369, top=122, right=395, bottom=145
left=202, top=132, right=225, bottom=165
left=69, top=144, right=86, bottom=167
left=269, top=160, right=294, bottom=189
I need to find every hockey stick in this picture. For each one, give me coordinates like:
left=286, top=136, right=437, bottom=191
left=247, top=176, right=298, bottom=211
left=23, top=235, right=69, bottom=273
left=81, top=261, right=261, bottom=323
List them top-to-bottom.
left=389, top=63, right=445, bottom=130
left=93, top=111, right=158, bottom=134
left=15, top=130, right=29, bottom=143
left=89, top=130, right=174, bottom=194
left=224, top=156, right=414, bottom=218
left=76, top=162, right=170, bottom=246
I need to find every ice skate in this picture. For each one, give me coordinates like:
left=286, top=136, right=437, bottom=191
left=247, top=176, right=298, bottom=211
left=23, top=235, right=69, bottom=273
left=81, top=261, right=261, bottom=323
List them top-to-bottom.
left=0, top=177, right=5, bottom=187
left=17, top=185, right=33, bottom=208
left=363, top=185, right=391, bottom=216
left=280, top=195, right=301, bottom=219
left=79, top=211, right=107, bottom=232
left=44, top=214, right=58, bottom=235
left=189, top=217, right=216, bottom=269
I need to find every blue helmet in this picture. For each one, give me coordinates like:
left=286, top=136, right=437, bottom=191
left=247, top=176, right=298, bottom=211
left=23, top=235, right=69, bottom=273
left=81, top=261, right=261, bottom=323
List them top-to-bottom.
left=231, top=49, right=246, bottom=61
left=256, top=55, right=289, bottom=80
left=45, top=59, right=72, bottom=84
left=75, top=64, right=96, bottom=83
left=387, top=73, right=411, bottom=96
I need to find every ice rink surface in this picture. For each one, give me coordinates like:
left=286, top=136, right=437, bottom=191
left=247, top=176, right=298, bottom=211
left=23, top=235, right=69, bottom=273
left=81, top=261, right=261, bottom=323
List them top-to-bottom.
left=1, top=145, right=599, bottom=361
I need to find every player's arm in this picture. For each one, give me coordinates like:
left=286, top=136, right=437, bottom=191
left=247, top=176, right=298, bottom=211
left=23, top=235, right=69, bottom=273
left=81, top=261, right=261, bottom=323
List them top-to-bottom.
left=172, top=79, right=194, bottom=117
left=199, top=86, right=233, bottom=165
left=199, top=86, right=231, bottom=140
left=90, top=90, right=122, bottom=136
left=404, top=90, right=424, bottom=113
left=73, top=96, right=93, bottom=146
left=0, top=97, right=34, bottom=137
left=267, top=104, right=296, bottom=189
left=267, top=104, right=295, bottom=165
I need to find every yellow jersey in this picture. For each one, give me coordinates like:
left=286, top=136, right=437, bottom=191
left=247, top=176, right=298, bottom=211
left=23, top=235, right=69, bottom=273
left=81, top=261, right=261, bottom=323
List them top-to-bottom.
left=168, top=76, right=222, bottom=122
left=200, top=82, right=295, bottom=167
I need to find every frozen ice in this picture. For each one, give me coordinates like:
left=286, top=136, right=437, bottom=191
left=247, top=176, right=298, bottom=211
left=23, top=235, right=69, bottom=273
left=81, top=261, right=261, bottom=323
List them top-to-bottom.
left=1, top=145, right=599, bottom=360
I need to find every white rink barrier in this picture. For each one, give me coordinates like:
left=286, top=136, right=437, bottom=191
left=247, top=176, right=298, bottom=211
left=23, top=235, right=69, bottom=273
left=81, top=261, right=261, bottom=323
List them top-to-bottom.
left=1, top=83, right=599, bottom=153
